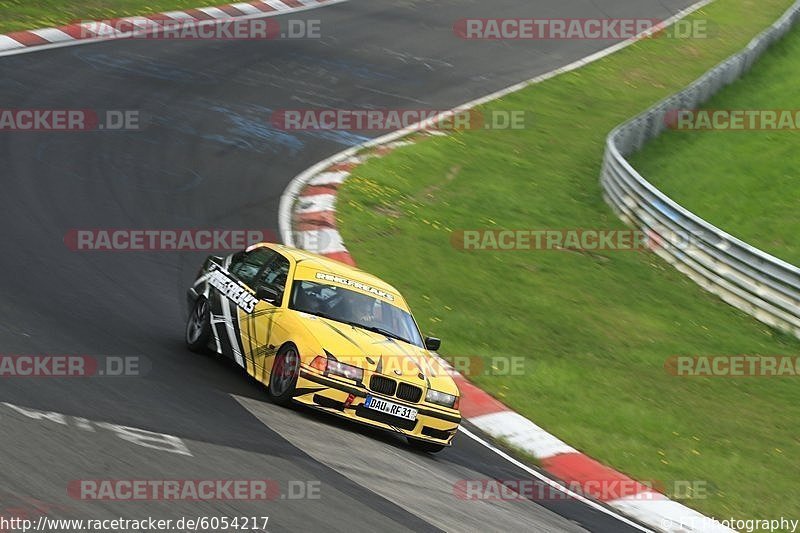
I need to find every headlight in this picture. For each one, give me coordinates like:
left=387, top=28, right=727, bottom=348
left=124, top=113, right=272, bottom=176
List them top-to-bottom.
left=309, top=355, right=364, bottom=381
left=327, top=359, right=363, bottom=381
left=426, top=388, right=458, bottom=408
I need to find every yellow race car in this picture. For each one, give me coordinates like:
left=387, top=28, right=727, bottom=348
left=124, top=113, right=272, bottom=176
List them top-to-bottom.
left=186, top=243, right=461, bottom=452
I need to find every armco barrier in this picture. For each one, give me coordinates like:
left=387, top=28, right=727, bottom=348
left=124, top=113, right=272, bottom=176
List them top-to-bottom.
left=600, top=1, right=800, bottom=339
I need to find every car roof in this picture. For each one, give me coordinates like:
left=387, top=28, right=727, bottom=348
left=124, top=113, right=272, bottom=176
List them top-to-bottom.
left=258, top=243, right=406, bottom=305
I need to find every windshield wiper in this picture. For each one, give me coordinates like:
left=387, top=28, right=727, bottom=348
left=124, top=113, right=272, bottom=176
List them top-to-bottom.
left=299, top=309, right=413, bottom=345
left=301, top=310, right=340, bottom=322
left=348, top=322, right=411, bottom=345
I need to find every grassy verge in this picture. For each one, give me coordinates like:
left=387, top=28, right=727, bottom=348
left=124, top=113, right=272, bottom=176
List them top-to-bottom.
left=0, top=0, right=233, bottom=34
left=337, top=0, right=800, bottom=521
left=631, top=21, right=800, bottom=266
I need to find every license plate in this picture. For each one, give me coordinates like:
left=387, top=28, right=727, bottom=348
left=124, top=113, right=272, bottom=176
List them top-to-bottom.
left=364, top=395, right=418, bottom=421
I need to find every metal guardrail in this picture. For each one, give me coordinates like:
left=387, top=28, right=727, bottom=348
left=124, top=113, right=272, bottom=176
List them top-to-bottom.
left=600, top=1, right=800, bottom=339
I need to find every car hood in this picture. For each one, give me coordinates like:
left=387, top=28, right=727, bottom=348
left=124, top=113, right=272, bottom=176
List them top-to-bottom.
left=295, top=312, right=458, bottom=395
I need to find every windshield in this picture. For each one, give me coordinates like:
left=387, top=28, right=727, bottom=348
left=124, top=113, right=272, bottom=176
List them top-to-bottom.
left=289, top=280, right=423, bottom=347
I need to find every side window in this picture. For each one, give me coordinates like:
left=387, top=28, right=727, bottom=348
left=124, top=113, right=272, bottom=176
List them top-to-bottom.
left=229, top=248, right=276, bottom=287
left=255, top=253, right=290, bottom=304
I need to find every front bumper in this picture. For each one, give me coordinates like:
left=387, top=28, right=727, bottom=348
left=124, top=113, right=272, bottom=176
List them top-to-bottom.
left=295, top=366, right=461, bottom=446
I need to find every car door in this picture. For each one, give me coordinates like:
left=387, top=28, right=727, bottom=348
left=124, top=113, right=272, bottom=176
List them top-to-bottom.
left=207, top=247, right=274, bottom=371
left=239, top=251, right=291, bottom=382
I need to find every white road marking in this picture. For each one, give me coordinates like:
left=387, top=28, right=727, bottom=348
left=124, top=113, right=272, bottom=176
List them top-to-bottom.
left=233, top=394, right=588, bottom=532
left=1, top=402, right=192, bottom=456
left=73, top=417, right=96, bottom=431
left=458, top=425, right=652, bottom=532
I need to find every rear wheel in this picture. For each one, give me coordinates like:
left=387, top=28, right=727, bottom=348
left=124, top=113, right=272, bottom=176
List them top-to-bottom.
left=186, top=297, right=211, bottom=353
left=268, top=344, right=300, bottom=406
left=407, top=438, right=446, bottom=454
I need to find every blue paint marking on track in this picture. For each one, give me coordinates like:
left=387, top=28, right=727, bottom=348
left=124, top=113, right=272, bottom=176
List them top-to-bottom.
left=73, top=50, right=218, bottom=83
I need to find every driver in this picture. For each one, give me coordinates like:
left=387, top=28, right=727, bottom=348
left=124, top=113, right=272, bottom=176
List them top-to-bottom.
left=295, top=286, right=322, bottom=313
left=337, top=291, right=375, bottom=324
left=354, top=297, right=376, bottom=323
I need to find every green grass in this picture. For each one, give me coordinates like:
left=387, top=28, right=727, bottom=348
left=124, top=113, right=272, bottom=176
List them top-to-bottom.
left=0, top=0, right=233, bottom=33
left=336, top=0, right=800, bottom=522
left=631, top=22, right=800, bottom=266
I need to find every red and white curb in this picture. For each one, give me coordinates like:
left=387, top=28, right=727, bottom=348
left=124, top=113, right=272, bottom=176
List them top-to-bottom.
left=0, top=0, right=345, bottom=56
left=279, top=1, right=731, bottom=531
left=284, top=138, right=729, bottom=533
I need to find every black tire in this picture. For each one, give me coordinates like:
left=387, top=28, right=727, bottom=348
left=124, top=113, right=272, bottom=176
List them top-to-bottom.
left=185, top=297, right=212, bottom=353
left=268, top=344, right=300, bottom=406
left=407, top=438, right=446, bottom=454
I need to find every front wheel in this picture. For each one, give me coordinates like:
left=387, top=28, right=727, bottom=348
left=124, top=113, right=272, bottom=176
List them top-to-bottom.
left=186, top=297, right=211, bottom=353
left=268, top=344, right=300, bottom=406
left=407, top=438, right=446, bottom=454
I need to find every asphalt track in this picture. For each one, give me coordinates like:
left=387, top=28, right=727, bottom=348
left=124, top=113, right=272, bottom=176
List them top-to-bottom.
left=0, top=1, right=698, bottom=531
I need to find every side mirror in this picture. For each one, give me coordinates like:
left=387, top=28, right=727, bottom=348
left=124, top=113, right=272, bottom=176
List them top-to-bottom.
left=256, top=285, right=280, bottom=304
left=424, top=337, right=441, bottom=351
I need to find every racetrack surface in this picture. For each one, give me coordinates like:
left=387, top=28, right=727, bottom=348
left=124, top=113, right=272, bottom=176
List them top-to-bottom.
left=0, top=1, right=697, bottom=531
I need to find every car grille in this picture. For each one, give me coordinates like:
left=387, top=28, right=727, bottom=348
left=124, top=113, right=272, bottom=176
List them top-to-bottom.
left=369, top=374, right=423, bottom=404
left=369, top=375, right=397, bottom=396
left=397, top=382, right=423, bottom=403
